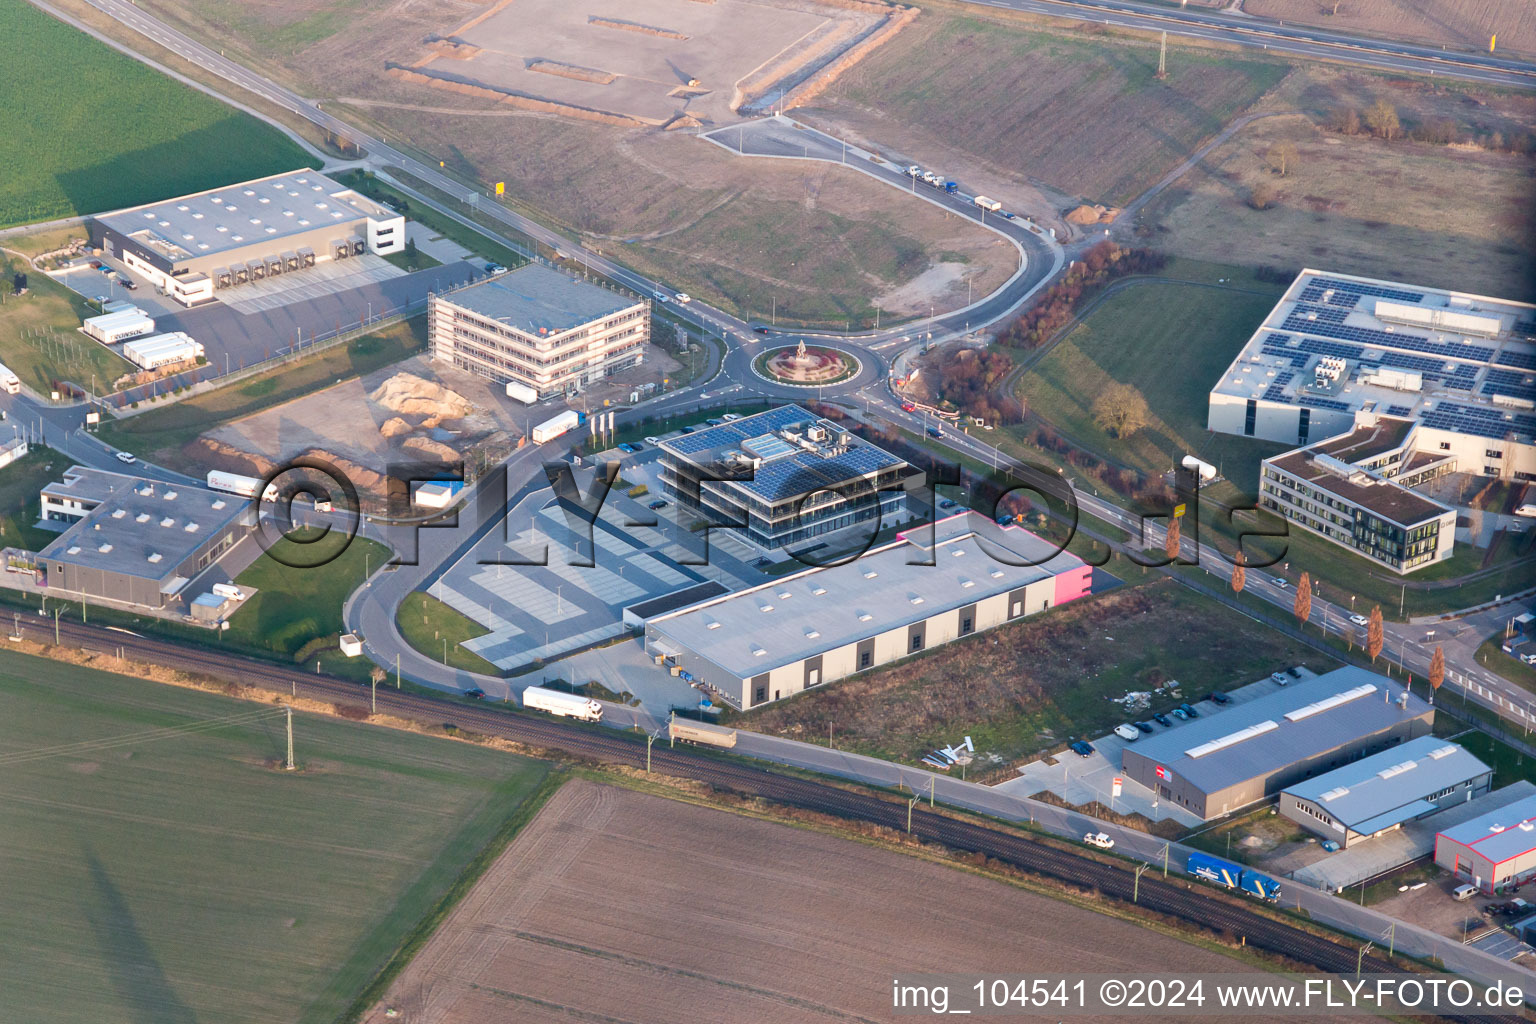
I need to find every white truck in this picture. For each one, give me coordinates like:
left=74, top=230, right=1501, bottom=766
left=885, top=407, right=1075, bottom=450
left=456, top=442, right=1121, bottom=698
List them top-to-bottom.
left=973, top=196, right=1002, bottom=212
left=0, top=362, right=19, bottom=395
left=504, top=380, right=537, bottom=405
left=531, top=409, right=582, bottom=444
left=522, top=685, right=603, bottom=722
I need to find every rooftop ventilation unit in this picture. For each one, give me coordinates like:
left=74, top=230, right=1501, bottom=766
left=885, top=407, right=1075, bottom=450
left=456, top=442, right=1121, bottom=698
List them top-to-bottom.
left=111, top=509, right=126, bottom=519
left=160, top=517, right=174, bottom=528
left=147, top=553, right=162, bottom=564
left=863, top=570, right=878, bottom=579
left=811, top=586, right=827, bottom=596
left=1285, top=683, right=1378, bottom=722
left=1185, top=720, right=1279, bottom=759
left=1427, top=745, right=1459, bottom=760
left=1377, top=761, right=1417, bottom=780
left=1319, top=787, right=1350, bottom=802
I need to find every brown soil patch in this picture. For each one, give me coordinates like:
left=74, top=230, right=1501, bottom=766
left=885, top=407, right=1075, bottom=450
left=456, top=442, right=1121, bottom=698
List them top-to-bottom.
left=1243, top=0, right=1536, bottom=58
left=363, top=779, right=1336, bottom=1023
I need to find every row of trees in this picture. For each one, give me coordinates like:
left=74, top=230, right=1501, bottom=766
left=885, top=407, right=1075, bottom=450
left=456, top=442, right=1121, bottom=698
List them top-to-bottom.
left=1328, top=101, right=1536, bottom=155
left=997, top=242, right=1167, bottom=351
left=925, top=347, right=1023, bottom=426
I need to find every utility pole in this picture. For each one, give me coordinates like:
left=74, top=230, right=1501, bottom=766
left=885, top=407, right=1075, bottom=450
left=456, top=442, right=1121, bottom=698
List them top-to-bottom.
left=1157, top=31, right=1168, bottom=79
left=53, top=607, right=60, bottom=644
left=371, top=674, right=377, bottom=714
left=285, top=707, right=295, bottom=770
left=907, top=794, right=918, bottom=833
left=1133, top=863, right=1149, bottom=903
left=1356, top=942, right=1373, bottom=979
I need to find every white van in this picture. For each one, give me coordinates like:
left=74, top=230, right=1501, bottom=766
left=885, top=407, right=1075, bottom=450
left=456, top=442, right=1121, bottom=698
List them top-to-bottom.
left=1114, top=723, right=1140, bottom=742
left=1453, top=884, right=1479, bottom=902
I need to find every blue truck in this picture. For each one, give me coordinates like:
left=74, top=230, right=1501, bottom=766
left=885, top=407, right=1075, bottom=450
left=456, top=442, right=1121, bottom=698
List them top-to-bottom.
left=1186, top=851, right=1282, bottom=902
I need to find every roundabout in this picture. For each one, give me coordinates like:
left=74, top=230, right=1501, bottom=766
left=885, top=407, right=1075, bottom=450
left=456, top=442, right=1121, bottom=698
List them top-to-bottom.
left=752, top=341, right=862, bottom=388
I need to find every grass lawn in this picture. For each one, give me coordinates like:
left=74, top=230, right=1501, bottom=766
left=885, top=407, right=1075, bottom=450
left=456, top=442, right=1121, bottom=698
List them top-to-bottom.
left=0, top=0, right=308, bottom=227
left=381, top=247, right=443, bottom=273
left=0, top=253, right=136, bottom=393
left=1008, top=263, right=1289, bottom=494
left=97, top=316, right=425, bottom=459
left=0, top=448, right=70, bottom=550
left=232, top=533, right=391, bottom=660
left=735, top=578, right=1337, bottom=766
left=397, top=591, right=499, bottom=675
left=1475, top=636, right=1536, bottom=692
left=0, top=648, right=553, bottom=1024
left=1449, top=728, right=1536, bottom=788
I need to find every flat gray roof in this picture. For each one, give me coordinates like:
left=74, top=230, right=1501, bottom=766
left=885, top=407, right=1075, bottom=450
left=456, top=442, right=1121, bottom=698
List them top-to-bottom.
left=94, top=169, right=393, bottom=263
left=437, top=264, right=640, bottom=335
left=40, top=468, right=247, bottom=584
left=648, top=512, right=1086, bottom=677
left=1127, top=666, right=1432, bottom=794
left=1284, top=735, right=1490, bottom=830
left=1438, top=793, right=1536, bottom=865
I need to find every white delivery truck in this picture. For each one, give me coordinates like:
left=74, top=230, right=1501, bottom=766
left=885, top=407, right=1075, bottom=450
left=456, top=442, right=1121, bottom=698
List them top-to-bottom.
left=973, top=196, right=1002, bottom=212
left=0, top=361, right=19, bottom=395
left=504, top=380, right=537, bottom=405
left=531, top=409, right=582, bottom=444
left=522, top=685, right=603, bottom=722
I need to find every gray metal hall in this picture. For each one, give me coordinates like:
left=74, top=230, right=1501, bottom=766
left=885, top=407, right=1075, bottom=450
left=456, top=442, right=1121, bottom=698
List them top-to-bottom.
left=1120, top=667, right=1434, bottom=820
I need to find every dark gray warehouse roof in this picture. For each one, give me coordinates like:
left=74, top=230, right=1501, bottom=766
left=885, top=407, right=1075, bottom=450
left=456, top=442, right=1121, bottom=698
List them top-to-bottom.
left=1127, top=667, right=1431, bottom=793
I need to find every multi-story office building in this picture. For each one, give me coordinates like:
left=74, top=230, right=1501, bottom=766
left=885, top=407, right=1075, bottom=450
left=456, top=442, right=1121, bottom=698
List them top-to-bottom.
left=89, top=169, right=404, bottom=306
left=428, top=264, right=647, bottom=397
left=656, top=406, right=917, bottom=550
left=1259, top=414, right=1457, bottom=573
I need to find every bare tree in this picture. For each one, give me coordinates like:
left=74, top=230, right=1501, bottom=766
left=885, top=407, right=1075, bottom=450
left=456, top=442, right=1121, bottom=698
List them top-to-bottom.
left=1365, top=98, right=1401, bottom=140
left=1330, top=106, right=1362, bottom=136
left=1266, top=140, right=1299, bottom=177
left=1249, top=182, right=1277, bottom=210
left=1092, top=382, right=1152, bottom=438
left=1231, top=550, right=1246, bottom=594
left=1294, top=572, right=1312, bottom=628
left=1367, top=605, right=1385, bottom=663
left=1428, top=644, right=1445, bottom=704
left=371, top=665, right=386, bottom=687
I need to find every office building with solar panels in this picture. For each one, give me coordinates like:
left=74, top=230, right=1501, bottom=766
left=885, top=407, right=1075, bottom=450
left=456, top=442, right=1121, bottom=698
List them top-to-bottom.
left=89, top=169, right=405, bottom=306
left=1208, top=270, right=1536, bottom=571
left=656, top=406, right=919, bottom=550
left=644, top=512, right=1092, bottom=709
left=1120, top=667, right=1433, bottom=820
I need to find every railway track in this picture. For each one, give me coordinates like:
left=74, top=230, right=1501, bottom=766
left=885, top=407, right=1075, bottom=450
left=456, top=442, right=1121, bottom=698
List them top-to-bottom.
left=29, top=616, right=1530, bottom=1020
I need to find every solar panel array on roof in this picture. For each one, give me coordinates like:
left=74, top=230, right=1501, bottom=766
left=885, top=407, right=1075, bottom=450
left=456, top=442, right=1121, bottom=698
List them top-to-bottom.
left=1305, top=277, right=1425, bottom=303
left=1496, top=349, right=1536, bottom=371
left=1483, top=368, right=1536, bottom=404
left=1262, top=370, right=1296, bottom=402
left=1299, top=397, right=1352, bottom=412
left=1420, top=401, right=1536, bottom=440
left=1386, top=405, right=1413, bottom=417
left=668, top=407, right=809, bottom=456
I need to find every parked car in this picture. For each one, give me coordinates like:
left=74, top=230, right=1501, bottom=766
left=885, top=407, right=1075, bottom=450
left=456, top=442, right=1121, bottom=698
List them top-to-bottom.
left=1000, top=211, right=1016, bottom=219
left=485, top=263, right=507, bottom=274
left=120, top=278, right=137, bottom=290
left=652, top=290, right=668, bottom=301
left=753, top=326, right=771, bottom=334
left=722, top=413, right=741, bottom=420
left=705, top=418, right=724, bottom=426
left=644, top=436, right=661, bottom=445
left=628, top=440, right=644, bottom=450
left=617, top=442, right=635, bottom=453
left=115, top=451, right=137, bottom=464
left=648, top=499, right=669, bottom=510
left=938, top=499, right=958, bottom=510
left=1349, top=613, right=1370, bottom=627
left=1522, top=652, right=1536, bottom=666
left=1270, top=672, right=1290, bottom=685
left=1209, top=691, right=1232, bottom=705
left=1178, top=702, right=1200, bottom=719
left=1171, top=707, right=1189, bottom=720
left=1152, top=712, right=1173, bottom=727
left=1133, top=721, right=1156, bottom=734
left=1113, top=723, right=1140, bottom=741
left=1069, top=740, right=1094, bottom=757
left=1083, top=832, right=1115, bottom=850
left=1320, top=840, right=1340, bottom=852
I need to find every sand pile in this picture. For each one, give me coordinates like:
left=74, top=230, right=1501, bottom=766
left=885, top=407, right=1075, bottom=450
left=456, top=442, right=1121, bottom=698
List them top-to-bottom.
left=1064, top=204, right=1119, bottom=225
left=370, top=373, right=475, bottom=423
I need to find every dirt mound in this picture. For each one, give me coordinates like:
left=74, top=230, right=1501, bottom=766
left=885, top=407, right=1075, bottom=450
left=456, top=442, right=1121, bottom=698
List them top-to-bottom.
left=1064, top=203, right=1119, bottom=225
left=369, top=373, right=475, bottom=422
left=379, top=416, right=413, bottom=439
left=402, top=436, right=461, bottom=462
left=187, top=437, right=277, bottom=478
left=299, top=449, right=389, bottom=499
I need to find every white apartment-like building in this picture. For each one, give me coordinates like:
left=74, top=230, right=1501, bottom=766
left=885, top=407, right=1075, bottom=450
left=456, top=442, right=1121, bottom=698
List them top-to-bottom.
left=428, top=264, right=647, bottom=397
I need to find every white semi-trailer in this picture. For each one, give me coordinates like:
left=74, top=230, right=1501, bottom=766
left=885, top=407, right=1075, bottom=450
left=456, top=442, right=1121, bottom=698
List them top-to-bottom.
left=973, top=196, right=1002, bottom=212
left=504, top=380, right=537, bottom=405
left=531, top=409, right=582, bottom=444
left=206, top=470, right=279, bottom=503
left=522, top=685, right=603, bottom=722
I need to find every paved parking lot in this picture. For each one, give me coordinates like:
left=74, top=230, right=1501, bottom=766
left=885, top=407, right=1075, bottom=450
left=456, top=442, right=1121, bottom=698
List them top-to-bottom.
left=218, top=254, right=405, bottom=314
left=1469, top=927, right=1534, bottom=962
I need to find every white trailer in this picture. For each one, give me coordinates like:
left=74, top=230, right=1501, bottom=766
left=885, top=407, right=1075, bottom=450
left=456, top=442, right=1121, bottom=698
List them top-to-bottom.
left=973, top=196, right=1002, bottom=212
left=82, top=308, right=154, bottom=344
left=122, top=332, right=203, bottom=370
left=0, top=362, right=19, bottom=395
left=504, top=380, right=538, bottom=405
left=532, top=409, right=581, bottom=444
left=1181, top=455, right=1218, bottom=482
left=206, top=470, right=279, bottom=503
left=522, top=685, right=603, bottom=722
left=669, top=717, right=737, bottom=749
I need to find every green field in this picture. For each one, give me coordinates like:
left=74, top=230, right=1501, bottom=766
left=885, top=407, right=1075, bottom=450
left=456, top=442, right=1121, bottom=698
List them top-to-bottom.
left=0, top=0, right=309, bottom=227
left=0, top=253, right=135, bottom=392
left=1008, top=266, right=1290, bottom=495
left=97, top=316, right=426, bottom=458
left=0, top=448, right=69, bottom=550
left=233, top=533, right=391, bottom=661
left=397, top=591, right=498, bottom=675
left=0, top=649, right=552, bottom=1024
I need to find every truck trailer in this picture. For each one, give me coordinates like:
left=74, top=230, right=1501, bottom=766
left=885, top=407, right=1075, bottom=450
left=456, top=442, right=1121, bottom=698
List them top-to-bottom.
left=973, top=196, right=1002, bottom=212
left=504, top=380, right=538, bottom=405
left=532, top=409, right=583, bottom=444
left=206, top=470, right=279, bottom=504
left=522, top=685, right=603, bottom=722
left=668, top=717, right=737, bottom=749
left=1186, top=852, right=1281, bottom=902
